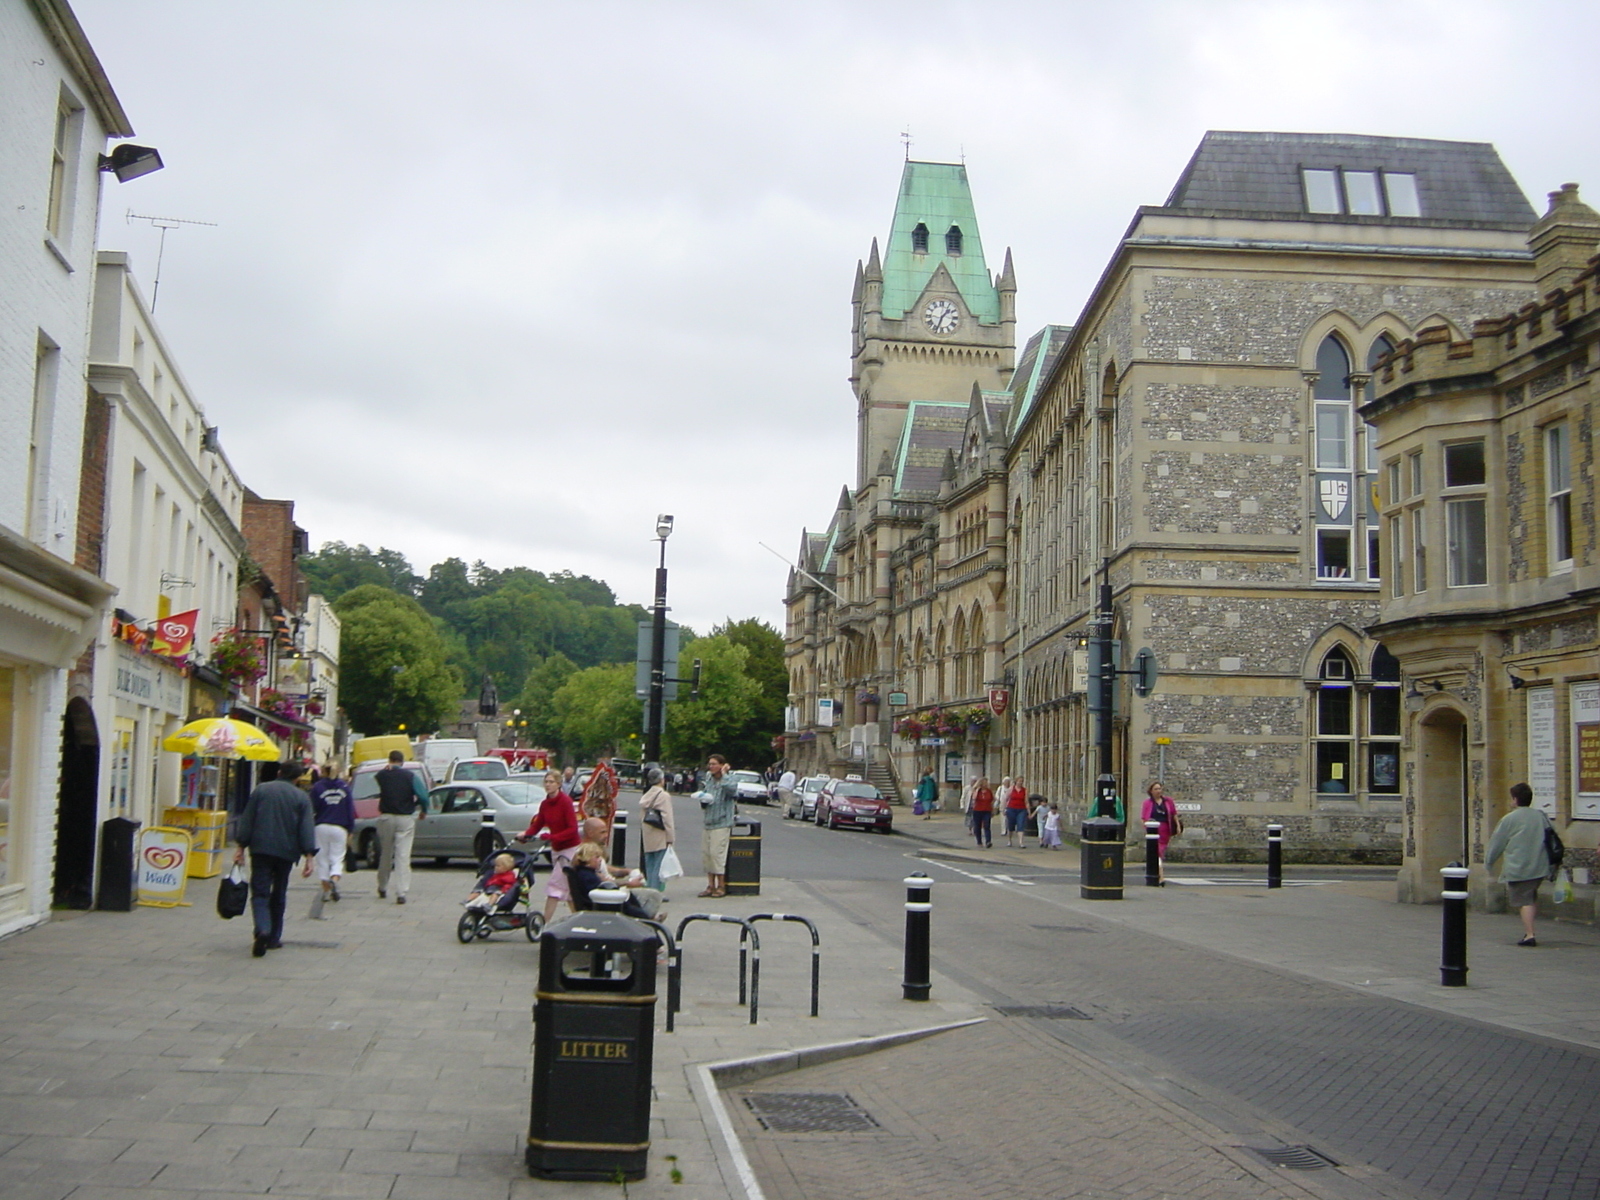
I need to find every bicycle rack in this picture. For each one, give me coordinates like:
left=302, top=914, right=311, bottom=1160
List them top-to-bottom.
left=674, top=914, right=760, bottom=1025
left=740, top=914, right=820, bottom=1017
left=634, top=917, right=678, bottom=1033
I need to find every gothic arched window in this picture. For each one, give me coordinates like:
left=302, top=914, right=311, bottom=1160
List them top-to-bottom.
left=911, top=223, right=929, bottom=253
left=945, top=226, right=963, bottom=256
left=1313, top=336, right=1357, bottom=583
left=1367, top=644, right=1401, bottom=793
left=1315, top=648, right=1355, bottom=793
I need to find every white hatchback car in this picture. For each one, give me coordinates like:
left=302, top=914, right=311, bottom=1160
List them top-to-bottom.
left=785, top=775, right=831, bottom=821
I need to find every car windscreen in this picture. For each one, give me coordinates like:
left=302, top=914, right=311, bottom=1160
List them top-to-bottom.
left=453, top=761, right=508, bottom=780
left=351, top=766, right=423, bottom=800
left=729, top=772, right=762, bottom=784
left=490, top=782, right=540, bottom=807
left=835, top=783, right=881, bottom=801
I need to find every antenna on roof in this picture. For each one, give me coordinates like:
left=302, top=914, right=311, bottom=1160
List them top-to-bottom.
left=900, top=127, right=912, bottom=161
left=126, top=210, right=218, bottom=311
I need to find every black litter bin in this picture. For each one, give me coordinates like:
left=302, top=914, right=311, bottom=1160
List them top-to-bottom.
left=724, top=816, right=761, bottom=896
left=1079, top=816, right=1124, bottom=900
left=96, top=817, right=140, bottom=911
left=527, top=901, right=660, bottom=1181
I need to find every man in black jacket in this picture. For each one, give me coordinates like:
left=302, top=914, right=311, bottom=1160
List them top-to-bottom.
left=375, top=751, right=430, bottom=904
left=234, top=760, right=316, bottom=957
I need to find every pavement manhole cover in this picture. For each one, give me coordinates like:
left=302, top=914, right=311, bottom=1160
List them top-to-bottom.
left=280, top=940, right=341, bottom=949
left=993, top=1004, right=1092, bottom=1020
left=743, top=1093, right=880, bottom=1133
left=1245, top=1145, right=1339, bottom=1170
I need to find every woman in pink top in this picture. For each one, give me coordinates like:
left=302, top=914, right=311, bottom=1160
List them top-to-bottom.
left=1140, top=781, right=1181, bottom=885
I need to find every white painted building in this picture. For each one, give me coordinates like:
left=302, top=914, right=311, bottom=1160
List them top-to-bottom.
left=0, top=0, right=156, bottom=935
left=84, top=253, right=246, bottom=835
left=299, top=594, right=342, bottom=767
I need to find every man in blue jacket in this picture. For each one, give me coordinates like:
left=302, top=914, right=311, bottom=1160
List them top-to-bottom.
left=234, top=761, right=317, bottom=957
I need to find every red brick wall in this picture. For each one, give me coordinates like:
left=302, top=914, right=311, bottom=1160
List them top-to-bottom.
left=74, top=390, right=111, bottom=576
left=241, top=493, right=301, bottom=611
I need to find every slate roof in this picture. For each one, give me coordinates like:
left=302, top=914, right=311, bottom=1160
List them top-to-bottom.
left=1161, top=131, right=1535, bottom=227
left=881, top=161, right=1001, bottom=324
left=1008, top=324, right=1073, bottom=436
left=892, top=402, right=968, bottom=497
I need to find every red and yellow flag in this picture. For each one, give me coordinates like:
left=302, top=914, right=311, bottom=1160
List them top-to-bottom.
left=152, top=609, right=199, bottom=659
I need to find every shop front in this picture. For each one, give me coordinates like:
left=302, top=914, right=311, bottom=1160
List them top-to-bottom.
left=106, top=639, right=189, bottom=832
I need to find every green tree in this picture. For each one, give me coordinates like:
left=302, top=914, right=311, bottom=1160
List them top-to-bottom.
left=301, top=542, right=420, bottom=599
left=334, top=585, right=461, bottom=735
left=662, top=636, right=765, bottom=768
left=515, top=652, right=579, bottom=748
left=550, top=665, right=640, bottom=761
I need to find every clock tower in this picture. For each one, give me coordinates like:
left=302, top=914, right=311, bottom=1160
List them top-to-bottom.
left=850, top=160, right=1016, bottom=488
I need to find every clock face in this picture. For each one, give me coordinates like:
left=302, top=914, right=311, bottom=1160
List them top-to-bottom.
left=923, top=298, right=960, bottom=335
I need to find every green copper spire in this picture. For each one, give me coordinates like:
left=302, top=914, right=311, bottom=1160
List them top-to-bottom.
left=881, top=161, right=999, bottom=324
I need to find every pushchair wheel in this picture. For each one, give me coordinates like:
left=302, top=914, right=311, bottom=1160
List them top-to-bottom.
left=456, top=912, right=482, bottom=944
left=524, top=912, right=544, bottom=942
left=475, top=916, right=493, bottom=940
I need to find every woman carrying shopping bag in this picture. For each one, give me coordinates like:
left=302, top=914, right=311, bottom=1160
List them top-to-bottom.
left=638, top=767, right=677, bottom=894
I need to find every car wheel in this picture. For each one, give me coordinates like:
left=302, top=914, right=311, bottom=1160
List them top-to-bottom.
left=827, top=812, right=840, bottom=830
left=474, top=828, right=506, bottom=861
left=360, top=829, right=381, bottom=867
left=456, top=912, right=479, bottom=944
left=524, top=912, right=544, bottom=942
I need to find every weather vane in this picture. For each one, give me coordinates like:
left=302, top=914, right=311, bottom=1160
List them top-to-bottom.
left=901, top=128, right=912, bottom=160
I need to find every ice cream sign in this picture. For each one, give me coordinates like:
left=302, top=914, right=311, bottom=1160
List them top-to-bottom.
left=135, top=826, right=193, bottom=907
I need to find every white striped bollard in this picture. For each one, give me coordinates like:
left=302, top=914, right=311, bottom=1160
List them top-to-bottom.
left=1144, top=821, right=1161, bottom=887
left=1267, top=823, right=1283, bottom=889
left=902, top=873, right=932, bottom=1001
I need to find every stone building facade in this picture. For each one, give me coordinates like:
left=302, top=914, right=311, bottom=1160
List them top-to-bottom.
left=1004, top=132, right=1539, bottom=860
left=784, top=161, right=1022, bottom=798
left=1364, top=183, right=1600, bottom=910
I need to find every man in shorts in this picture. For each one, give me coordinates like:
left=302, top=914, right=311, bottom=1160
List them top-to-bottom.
left=699, top=754, right=737, bottom=898
left=1486, top=781, right=1557, bottom=947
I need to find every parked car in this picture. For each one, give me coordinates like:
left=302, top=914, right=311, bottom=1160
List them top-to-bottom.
left=447, top=757, right=510, bottom=782
left=348, top=759, right=433, bottom=862
left=728, top=770, right=769, bottom=805
left=785, top=775, right=830, bottom=821
left=352, top=777, right=551, bottom=867
left=815, top=777, right=892, bottom=833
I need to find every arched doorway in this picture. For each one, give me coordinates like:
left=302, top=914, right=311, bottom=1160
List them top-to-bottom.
left=52, top=697, right=100, bottom=909
left=1415, top=706, right=1469, bottom=887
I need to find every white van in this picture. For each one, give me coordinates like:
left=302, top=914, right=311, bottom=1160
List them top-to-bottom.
left=417, top=738, right=477, bottom=784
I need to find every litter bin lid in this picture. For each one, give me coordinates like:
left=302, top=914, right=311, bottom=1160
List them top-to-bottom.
left=1080, top=816, right=1123, bottom=840
left=733, top=818, right=761, bottom=835
left=543, top=909, right=659, bottom=949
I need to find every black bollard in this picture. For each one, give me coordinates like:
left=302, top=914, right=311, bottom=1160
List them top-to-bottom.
left=611, top=812, right=627, bottom=869
left=1144, top=821, right=1161, bottom=887
left=1266, top=823, right=1283, bottom=889
left=1440, top=864, right=1469, bottom=987
left=902, top=873, right=932, bottom=1001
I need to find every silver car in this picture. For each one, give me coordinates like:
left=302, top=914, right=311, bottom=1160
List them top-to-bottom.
left=785, top=775, right=830, bottom=821
left=353, top=779, right=551, bottom=867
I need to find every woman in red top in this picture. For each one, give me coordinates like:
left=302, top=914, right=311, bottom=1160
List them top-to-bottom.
left=516, top=770, right=581, bottom=923
left=1002, top=775, right=1030, bottom=848
left=967, top=777, right=995, bottom=849
left=1140, top=781, right=1181, bottom=885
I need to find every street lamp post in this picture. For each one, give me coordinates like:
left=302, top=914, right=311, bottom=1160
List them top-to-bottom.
left=645, top=515, right=674, bottom=764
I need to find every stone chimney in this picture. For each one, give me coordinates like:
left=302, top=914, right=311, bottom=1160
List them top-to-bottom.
left=1530, top=183, right=1600, bottom=294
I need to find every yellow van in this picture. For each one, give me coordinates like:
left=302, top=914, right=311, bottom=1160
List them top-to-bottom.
left=350, top=734, right=414, bottom=767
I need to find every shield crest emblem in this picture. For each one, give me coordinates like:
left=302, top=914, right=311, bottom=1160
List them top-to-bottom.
left=1319, top=477, right=1350, bottom=521
left=988, top=687, right=1010, bottom=718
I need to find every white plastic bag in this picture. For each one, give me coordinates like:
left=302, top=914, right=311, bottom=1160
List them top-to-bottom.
left=660, top=845, right=684, bottom=880
left=1553, top=869, right=1573, bottom=905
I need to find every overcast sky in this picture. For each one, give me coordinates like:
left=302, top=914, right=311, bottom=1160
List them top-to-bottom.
left=74, top=0, right=1600, bottom=634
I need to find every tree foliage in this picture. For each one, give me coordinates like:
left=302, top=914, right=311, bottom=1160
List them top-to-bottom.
left=301, top=542, right=421, bottom=598
left=333, top=585, right=460, bottom=736
left=662, top=636, right=766, bottom=768
left=513, top=652, right=579, bottom=748
left=550, top=665, right=641, bottom=761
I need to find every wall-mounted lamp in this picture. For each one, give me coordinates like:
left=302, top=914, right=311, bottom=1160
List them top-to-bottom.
left=99, top=143, right=164, bottom=183
left=1507, top=665, right=1536, bottom=690
left=1406, top=677, right=1446, bottom=701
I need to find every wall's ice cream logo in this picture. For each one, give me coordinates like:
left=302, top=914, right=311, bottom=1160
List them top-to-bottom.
left=151, top=609, right=199, bottom=659
left=135, top=827, right=192, bottom=907
left=144, top=846, right=183, bottom=872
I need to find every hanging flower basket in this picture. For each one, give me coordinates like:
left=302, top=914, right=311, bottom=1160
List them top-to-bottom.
left=210, top=628, right=266, bottom=688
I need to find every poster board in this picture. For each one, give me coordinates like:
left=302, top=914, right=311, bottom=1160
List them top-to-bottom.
left=1573, top=682, right=1600, bottom=820
left=1526, top=687, right=1558, bottom=816
left=135, top=826, right=193, bottom=907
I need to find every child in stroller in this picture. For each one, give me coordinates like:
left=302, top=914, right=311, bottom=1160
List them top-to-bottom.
left=456, top=848, right=544, bottom=943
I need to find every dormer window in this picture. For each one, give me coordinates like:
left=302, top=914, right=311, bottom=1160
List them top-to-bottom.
left=1301, top=168, right=1422, bottom=217
left=911, top=223, right=929, bottom=253
left=945, top=226, right=963, bottom=256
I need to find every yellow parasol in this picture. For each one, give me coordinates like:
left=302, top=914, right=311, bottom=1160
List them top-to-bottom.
left=163, top=716, right=281, bottom=761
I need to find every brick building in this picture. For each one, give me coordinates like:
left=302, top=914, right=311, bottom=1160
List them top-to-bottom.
left=1006, top=132, right=1539, bottom=860
left=1365, top=182, right=1600, bottom=909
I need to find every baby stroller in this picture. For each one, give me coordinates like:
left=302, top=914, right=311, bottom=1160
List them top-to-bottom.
left=455, top=847, right=544, bottom=943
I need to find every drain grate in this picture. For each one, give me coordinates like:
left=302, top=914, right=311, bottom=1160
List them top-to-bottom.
left=1030, top=924, right=1097, bottom=933
left=279, top=940, right=341, bottom=949
left=993, top=1004, right=1092, bottom=1020
left=743, top=1093, right=880, bottom=1133
left=1245, top=1145, right=1339, bottom=1170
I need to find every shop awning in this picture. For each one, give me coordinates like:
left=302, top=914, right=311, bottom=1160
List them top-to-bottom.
left=228, top=700, right=315, bottom=733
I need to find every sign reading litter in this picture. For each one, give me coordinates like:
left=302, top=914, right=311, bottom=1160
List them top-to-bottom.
left=135, top=826, right=193, bottom=907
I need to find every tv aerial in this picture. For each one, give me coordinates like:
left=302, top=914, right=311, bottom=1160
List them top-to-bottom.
left=126, top=210, right=217, bottom=310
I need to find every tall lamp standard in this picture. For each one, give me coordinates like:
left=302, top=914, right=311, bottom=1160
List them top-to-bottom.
left=644, top=515, right=674, bottom=764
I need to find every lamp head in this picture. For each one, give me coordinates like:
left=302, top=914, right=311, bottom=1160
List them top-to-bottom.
left=99, top=143, right=164, bottom=182
left=656, top=514, right=674, bottom=540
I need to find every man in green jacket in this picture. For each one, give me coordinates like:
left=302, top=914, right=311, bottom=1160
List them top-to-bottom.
left=1485, top=781, right=1555, bottom=947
